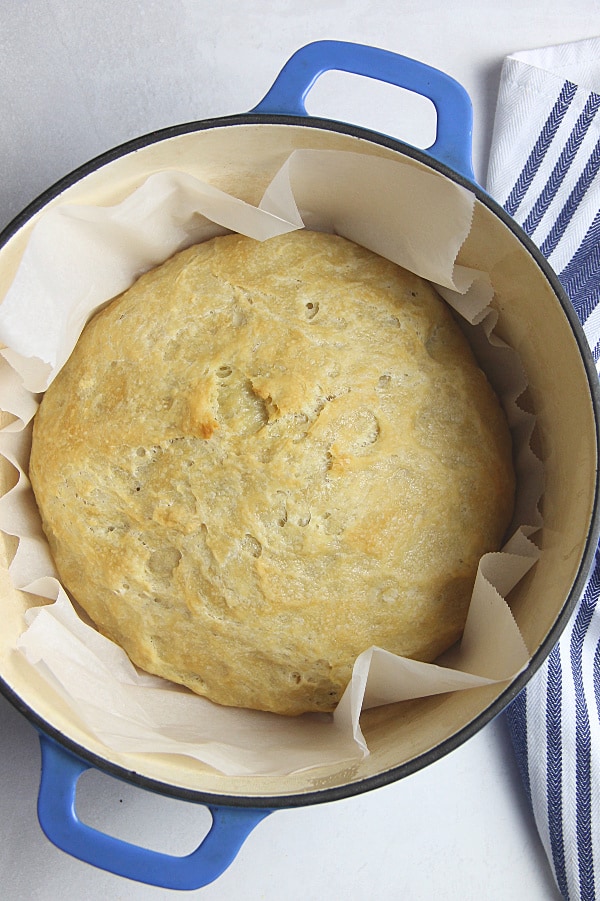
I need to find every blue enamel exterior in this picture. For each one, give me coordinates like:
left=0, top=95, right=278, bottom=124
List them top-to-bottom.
left=250, top=40, right=474, bottom=180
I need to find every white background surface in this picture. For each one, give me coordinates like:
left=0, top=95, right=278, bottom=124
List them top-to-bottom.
left=1, top=2, right=600, bottom=898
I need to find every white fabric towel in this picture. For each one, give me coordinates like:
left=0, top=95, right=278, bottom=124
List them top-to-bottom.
left=487, top=37, right=600, bottom=901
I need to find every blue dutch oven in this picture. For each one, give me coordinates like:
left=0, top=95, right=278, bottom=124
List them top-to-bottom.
left=0, top=41, right=598, bottom=890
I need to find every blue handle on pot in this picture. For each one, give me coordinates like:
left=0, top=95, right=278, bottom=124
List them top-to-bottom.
left=250, top=39, right=474, bottom=181
left=37, top=735, right=272, bottom=891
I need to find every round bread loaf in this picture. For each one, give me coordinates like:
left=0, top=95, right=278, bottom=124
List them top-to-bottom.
left=29, top=230, right=515, bottom=715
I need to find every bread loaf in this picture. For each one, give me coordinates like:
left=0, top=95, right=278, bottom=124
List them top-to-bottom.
left=29, top=230, right=515, bottom=715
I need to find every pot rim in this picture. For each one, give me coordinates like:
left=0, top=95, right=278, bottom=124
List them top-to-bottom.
left=1, top=111, right=599, bottom=810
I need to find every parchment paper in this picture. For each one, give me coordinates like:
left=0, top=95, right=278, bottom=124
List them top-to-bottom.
left=0, top=149, right=541, bottom=775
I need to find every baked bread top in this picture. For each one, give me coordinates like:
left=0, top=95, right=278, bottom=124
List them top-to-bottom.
left=29, top=230, right=515, bottom=715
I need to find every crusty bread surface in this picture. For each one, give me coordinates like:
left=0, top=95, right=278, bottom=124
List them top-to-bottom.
left=29, top=230, right=515, bottom=715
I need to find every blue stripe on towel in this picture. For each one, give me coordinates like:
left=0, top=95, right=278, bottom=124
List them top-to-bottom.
left=504, top=81, right=578, bottom=217
left=522, top=93, right=600, bottom=237
left=540, top=137, right=600, bottom=257
left=559, top=206, right=600, bottom=300
left=555, top=207, right=600, bottom=350
left=564, top=280, right=600, bottom=329
left=571, top=586, right=596, bottom=901
left=594, top=634, right=600, bottom=724
left=545, top=644, right=568, bottom=897
left=506, top=690, right=531, bottom=804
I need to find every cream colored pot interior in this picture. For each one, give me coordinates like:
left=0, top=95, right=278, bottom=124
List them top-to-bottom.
left=0, top=122, right=597, bottom=803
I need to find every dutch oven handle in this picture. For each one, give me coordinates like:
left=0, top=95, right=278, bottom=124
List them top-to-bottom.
left=250, top=39, right=475, bottom=182
left=36, top=734, right=272, bottom=891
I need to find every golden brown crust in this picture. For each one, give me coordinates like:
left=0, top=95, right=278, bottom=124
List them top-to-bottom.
left=29, top=231, right=515, bottom=715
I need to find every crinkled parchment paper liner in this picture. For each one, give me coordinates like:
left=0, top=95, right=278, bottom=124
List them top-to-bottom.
left=0, top=150, right=542, bottom=776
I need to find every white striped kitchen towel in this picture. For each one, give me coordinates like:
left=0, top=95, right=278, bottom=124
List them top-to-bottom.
left=487, top=37, right=600, bottom=901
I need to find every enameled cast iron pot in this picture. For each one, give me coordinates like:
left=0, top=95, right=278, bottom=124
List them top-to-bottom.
left=1, top=41, right=599, bottom=890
